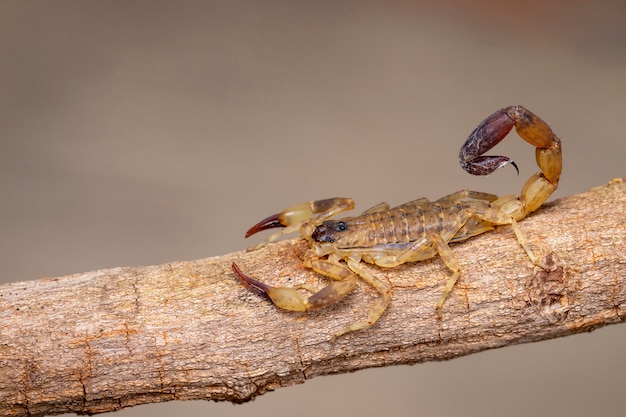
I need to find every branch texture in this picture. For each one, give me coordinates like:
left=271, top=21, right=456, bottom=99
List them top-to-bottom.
left=1, top=179, right=625, bottom=416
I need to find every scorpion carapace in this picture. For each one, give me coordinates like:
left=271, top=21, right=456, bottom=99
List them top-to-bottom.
left=232, top=105, right=562, bottom=338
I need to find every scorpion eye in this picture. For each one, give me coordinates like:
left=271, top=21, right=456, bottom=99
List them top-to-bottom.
left=336, top=221, right=347, bottom=232
left=326, top=236, right=334, bottom=243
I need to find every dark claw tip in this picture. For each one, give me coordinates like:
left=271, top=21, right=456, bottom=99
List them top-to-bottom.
left=245, top=213, right=285, bottom=238
left=231, top=262, right=271, bottom=299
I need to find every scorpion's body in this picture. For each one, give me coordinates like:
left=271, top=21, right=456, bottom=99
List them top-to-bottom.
left=232, top=105, right=562, bottom=338
left=312, top=193, right=498, bottom=253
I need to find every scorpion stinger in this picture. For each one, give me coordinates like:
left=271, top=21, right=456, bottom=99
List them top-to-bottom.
left=233, top=105, right=562, bottom=339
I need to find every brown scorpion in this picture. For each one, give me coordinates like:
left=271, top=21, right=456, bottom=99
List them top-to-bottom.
left=232, top=105, right=562, bottom=338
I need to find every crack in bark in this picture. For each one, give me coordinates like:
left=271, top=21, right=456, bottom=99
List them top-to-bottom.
left=294, top=338, right=308, bottom=380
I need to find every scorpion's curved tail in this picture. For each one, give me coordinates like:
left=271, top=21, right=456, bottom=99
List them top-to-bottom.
left=459, top=105, right=562, bottom=215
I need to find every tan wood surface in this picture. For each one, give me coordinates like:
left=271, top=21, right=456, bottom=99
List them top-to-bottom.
left=1, top=179, right=624, bottom=416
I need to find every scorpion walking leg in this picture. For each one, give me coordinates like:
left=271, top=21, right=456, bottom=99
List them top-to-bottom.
left=245, top=197, right=354, bottom=250
left=466, top=201, right=555, bottom=270
left=370, top=210, right=472, bottom=315
left=429, top=212, right=474, bottom=315
left=509, top=217, right=558, bottom=270
left=431, top=234, right=462, bottom=316
left=372, top=237, right=465, bottom=316
left=332, top=258, right=392, bottom=338
left=232, top=260, right=357, bottom=313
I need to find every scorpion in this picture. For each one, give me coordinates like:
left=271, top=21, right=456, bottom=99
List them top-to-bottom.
left=232, top=105, right=562, bottom=338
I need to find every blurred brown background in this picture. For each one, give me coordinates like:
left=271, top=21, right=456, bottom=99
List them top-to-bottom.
left=1, top=1, right=625, bottom=416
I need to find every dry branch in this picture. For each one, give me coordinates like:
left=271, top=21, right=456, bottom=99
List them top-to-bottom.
left=1, top=179, right=625, bottom=416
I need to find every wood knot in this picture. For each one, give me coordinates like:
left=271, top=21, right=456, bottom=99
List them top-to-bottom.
left=525, top=254, right=569, bottom=323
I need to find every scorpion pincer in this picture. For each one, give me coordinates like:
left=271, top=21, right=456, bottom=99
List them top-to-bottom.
left=232, top=105, right=562, bottom=338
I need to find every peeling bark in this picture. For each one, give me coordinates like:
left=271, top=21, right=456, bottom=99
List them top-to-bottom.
left=1, top=179, right=625, bottom=416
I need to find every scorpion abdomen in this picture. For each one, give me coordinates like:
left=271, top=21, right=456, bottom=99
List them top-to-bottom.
left=312, top=201, right=479, bottom=249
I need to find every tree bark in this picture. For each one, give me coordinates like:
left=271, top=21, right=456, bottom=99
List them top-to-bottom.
left=1, top=179, right=625, bottom=417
